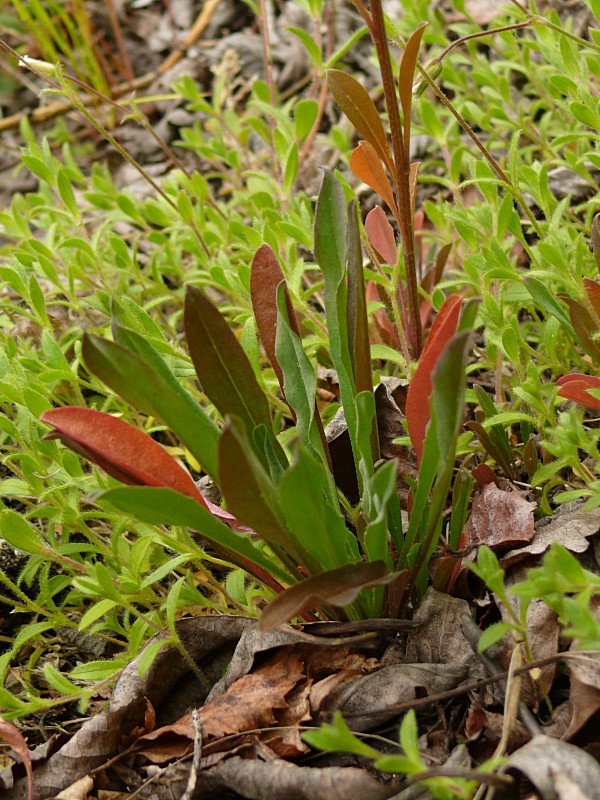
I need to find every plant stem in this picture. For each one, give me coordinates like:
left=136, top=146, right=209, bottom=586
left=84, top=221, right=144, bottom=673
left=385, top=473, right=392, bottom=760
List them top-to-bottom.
left=368, top=0, right=422, bottom=356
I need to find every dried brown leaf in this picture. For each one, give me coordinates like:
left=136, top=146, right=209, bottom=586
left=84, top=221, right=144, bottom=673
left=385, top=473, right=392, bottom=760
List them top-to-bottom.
left=463, top=484, right=536, bottom=552
left=500, top=506, right=600, bottom=568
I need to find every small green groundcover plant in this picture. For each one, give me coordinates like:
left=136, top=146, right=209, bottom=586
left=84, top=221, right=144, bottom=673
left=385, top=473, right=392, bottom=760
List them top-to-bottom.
left=0, top=1, right=599, bottom=779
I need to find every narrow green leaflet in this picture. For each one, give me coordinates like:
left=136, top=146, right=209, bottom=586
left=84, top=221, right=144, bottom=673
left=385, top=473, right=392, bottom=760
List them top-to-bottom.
left=315, top=171, right=363, bottom=486
left=524, top=277, right=576, bottom=339
left=275, top=283, right=331, bottom=481
left=82, top=332, right=220, bottom=481
left=277, top=444, right=359, bottom=573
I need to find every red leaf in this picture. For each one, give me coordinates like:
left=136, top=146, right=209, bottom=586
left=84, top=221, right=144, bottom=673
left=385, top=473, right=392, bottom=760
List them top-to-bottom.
left=365, top=206, right=398, bottom=265
left=250, top=244, right=298, bottom=396
left=405, top=294, right=462, bottom=464
left=556, top=373, right=600, bottom=388
left=557, top=377, right=600, bottom=412
left=41, top=407, right=206, bottom=504
left=472, top=463, right=500, bottom=487
left=0, top=717, right=33, bottom=800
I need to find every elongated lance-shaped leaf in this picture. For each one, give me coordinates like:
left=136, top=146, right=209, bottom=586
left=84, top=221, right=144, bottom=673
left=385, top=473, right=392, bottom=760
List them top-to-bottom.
left=399, top=22, right=428, bottom=167
left=327, top=70, right=394, bottom=175
left=350, top=141, right=398, bottom=219
left=315, top=170, right=365, bottom=490
left=347, top=201, right=379, bottom=464
left=250, top=243, right=293, bottom=395
left=524, top=278, right=576, bottom=339
left=275, top=283, right=333, bottom=484
left=184, top=285, right=287, bottom=474
left=405, top=294, right=462, bottom=465
left=562, top=296, right=600, bottom=363
left=83, top=331, right=220, bottom=482
left=402, top=332, right=471, bottom=607
left=41, top=407, right=206, bottom=503
left=219, top=416, right=310, bottom=576
left=278, top=444, right=360, bottom=575
left=362, top=459, right=398, bottom=616
left=97, top=486, right=291, bottom=589
left=260, top=560, right=398, bottom=631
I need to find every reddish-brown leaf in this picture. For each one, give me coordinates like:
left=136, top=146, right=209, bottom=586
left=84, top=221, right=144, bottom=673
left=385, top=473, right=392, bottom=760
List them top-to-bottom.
left=327, top=70, right=394, bottom=174
left=350, top=142, right=398, bottom=218
left=365, top=206, right=398, bottom=265
left=250, top=244, right=298, bottom=396
left=584, top=277, right=600, bottom=318
left=405, top=294, right=462, bottom=464
left=562, top=297, right=600, bottom=361
left=557, top=374, right=600, bottom=412
left=41, top=407, right=206, bottom=504
left=472, top=463, right=500, bottom=487
left=463, top=483, right=536, bottom=552
left=260, top=561, right=397, bottom=632
left=137, top=649, right=306, bottom=762
left=0, top=717, right=33, bottom=800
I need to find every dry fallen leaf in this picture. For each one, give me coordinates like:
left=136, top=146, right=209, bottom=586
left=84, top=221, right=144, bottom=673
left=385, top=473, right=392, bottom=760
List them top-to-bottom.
left=464, top=484, right=536, bottom=552
left=500, top=505, right=600, bottom=568
left=502, top=735, right=600, bottom=800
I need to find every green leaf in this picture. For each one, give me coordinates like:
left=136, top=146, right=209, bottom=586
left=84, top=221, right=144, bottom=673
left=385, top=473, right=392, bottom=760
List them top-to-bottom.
left=287, top=26, right=322, bottom=67
left=294, top=99, right=319, bottom=142
left=56, top=167, right=78, bottom=217
left=315, top=171, right=363, bottom=487
left=524, top=278, right=576, bottom=339
left=184, top=286, right=286, bottom=471
left=83, top=333, right=220, bottom=481
left=277, top=444, right=358, bottom=573
left=97, top=485, right=290, bottom=584
left=0, top=511, right=45, bottom=555
left=79, top=598, right=118, bottom=631
left=477, top=622, right=514, bottom=653
left=70, top=660, right=125, bottom=681
left=43, top=662, right=80, bottom=696
left=399, top=710, right=423, bottom=767
left=303, top=712, right=380, bottom=758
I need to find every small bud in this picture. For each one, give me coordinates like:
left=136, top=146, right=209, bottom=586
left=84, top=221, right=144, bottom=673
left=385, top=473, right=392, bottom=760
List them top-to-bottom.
left=20, top=56, right=57, bottom=77
left=412, top=58, right=443, bottom=97
left=592, top=212, right=600, bottom=274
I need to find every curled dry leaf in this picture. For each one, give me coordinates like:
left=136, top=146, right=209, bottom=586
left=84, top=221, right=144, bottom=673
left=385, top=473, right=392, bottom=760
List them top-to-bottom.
left=500, top=505, right=600, bottom=569
left=500, top=735, right=600, bottom=800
